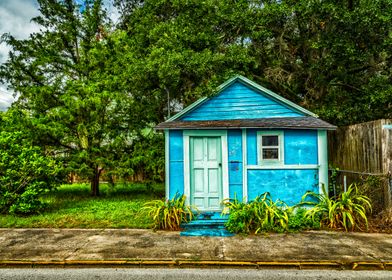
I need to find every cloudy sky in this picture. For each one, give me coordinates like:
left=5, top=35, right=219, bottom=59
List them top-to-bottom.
left=0, top=0, right=40, bottom=109
left=0, top=0, right=117, bottom=110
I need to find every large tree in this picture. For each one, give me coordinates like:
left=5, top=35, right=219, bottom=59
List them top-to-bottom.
left=0, top=0, right=142, bottom=196
left=114, top=0, right=257, bottom=122
left=248, top=0, right=392, bottom=125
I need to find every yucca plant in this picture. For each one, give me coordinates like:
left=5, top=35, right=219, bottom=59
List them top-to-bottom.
left=301, top=184, right=372, bottom=231
left=223, top=192, right=291, bottom=234
left=142, top=193, right=195, bottom=230
left=254, top=194, right=290, bottom=233
left=223, top=196, right=256, bottom=234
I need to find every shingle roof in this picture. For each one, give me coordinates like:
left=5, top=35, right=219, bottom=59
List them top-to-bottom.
left=156, top=117, right=337, bottom=130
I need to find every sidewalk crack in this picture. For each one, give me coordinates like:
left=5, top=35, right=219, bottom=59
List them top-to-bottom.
left=63, top=229, right=105, bottom=261
left=336, top=236, right=380, bottom=262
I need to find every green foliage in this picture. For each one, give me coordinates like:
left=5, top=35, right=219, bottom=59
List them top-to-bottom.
left=0, top=0, right=145, bottom=196
left=250, top=0, right=392, bottom=125
left=111, top=128, right=165, bottom=183
left=0, top=131, right=63, bottom=215
left=301, top=184, right=372, bottom=231
left=142, top=193, right=195, bottom=230
left=223, top=193, right=290, bottom=234
left=288, top=208, right=321, bottom=231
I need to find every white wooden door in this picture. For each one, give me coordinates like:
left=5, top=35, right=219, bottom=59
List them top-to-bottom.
left=190, top=136, right=222, bottom=211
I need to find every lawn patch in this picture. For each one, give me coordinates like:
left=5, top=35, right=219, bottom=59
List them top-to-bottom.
left=0, top=183, right=164, bottom=228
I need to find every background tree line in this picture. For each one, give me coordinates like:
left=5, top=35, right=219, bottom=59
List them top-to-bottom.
left=0, top=0, right=391, bottom=209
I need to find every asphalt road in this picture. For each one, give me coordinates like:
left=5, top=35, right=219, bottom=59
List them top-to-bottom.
left=1, top=268, right=392, bottom=280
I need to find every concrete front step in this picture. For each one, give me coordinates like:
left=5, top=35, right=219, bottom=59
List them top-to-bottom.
left=180, top=212, right=233, bottom=237
left=180, top=228, right=234, bottom=237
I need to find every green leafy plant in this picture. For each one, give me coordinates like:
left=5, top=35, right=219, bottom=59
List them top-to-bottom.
left=0, top=131, right=64, bottom=215
left=301, top=184, right=372, bottom=231
left=142, top=193, right=195, bottom=230
left=223, top=193, right=291, bottom=234
left=288, top=208, right=320, bottom=231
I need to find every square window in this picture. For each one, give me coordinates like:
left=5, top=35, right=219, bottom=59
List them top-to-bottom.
left=257, top=131, right=284, bottom=165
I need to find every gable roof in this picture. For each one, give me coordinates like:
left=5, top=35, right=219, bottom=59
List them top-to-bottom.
left=157, top=75, right=336, bottom=130
left=167, top=75, right=318, bottom=122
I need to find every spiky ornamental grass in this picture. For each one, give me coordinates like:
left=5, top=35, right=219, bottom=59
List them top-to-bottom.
left=301, top=184, right=372, bottom=231
left=142, top=193, right=195, bottom=231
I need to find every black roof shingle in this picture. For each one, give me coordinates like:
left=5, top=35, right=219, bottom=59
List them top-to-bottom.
left=156, top=117, right=337, bottom=130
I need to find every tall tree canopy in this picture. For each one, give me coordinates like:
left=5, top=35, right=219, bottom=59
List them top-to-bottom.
left=0, top=0, right=144, bottom=195
left=115, top=0, right=391, bottom=125
left=248, top=0, right=392, bottom=125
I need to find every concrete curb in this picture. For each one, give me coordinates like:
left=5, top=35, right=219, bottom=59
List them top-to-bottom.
left=1, top=260, right=391, bottom=270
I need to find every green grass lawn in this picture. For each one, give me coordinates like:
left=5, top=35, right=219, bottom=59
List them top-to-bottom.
left=0, top=183, right=164, bottom=228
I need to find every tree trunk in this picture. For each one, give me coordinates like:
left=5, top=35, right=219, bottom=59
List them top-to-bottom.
left=90, top=166, right=102, bottom=196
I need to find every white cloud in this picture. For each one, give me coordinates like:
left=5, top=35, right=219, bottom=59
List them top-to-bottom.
left=0, top=0, right=40, bottom=108
left=0, top=0, right=118, bottom=109
left=0, top=0, right=40, bottom=62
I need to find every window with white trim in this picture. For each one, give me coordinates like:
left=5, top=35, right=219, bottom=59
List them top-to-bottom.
left=257, top=131, right=284, bottom=165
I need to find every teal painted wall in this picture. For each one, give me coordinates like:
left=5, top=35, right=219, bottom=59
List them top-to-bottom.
left=181, top=82, right=304, bottom=121
left=167, top=128, right=321, bottom=206
left=247, top=129, right=318, bottom=165
left=247, top=129, right=257, bottom=165
left=169, top=130, right=184, bottom=198
left=228, top=130, right=243, bottom=199
left=284, top=130, right=318, bottom=164
left=247, top=169, right=319, bottom=205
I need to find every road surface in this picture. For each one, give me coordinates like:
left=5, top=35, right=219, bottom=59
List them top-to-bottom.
left=1, top=268, right=391, bottom=280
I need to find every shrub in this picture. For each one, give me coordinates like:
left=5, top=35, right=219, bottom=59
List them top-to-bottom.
left=0, top=131, right=64, bottom=215
left=301, top=184, right=372, bottom=231
left=142, top=193, right=195, bottom=230
left=223, top=193, right=290, bottom=234
left=288, top=207, right=320, bottom=231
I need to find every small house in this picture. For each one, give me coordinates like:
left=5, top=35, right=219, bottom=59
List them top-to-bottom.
left=156, top=75, right=336, bottom=213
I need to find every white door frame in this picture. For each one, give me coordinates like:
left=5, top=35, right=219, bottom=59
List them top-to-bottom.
left=183, top=130, right=229, bottom=210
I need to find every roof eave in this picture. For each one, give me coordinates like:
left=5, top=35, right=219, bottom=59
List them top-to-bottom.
left=156, top=126, right=337, bottom=130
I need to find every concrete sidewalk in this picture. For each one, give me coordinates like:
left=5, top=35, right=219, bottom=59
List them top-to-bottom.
left=0, top=229, right=391, bottom=270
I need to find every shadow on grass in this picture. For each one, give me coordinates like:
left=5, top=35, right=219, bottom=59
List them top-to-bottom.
left=43, top=182, right=165, bottom=213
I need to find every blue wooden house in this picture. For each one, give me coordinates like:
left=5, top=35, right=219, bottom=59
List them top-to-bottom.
left=156, top=75, right=336, bottom=215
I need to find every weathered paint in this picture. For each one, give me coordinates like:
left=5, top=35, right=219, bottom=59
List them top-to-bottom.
left=181, top=82, right=304, bottom=121
left=242, top=129, right=248, bottom=201
left=246, top=129, right=257, bottom=165
left=247, top=129, right=319, bottom=166
left=165, top=130, right=169, bottom=199
left=169, top=130, right=184, bottom=198
left=228, top=130, right=243, bottom=199
left=284, top=130, right=318, bottom=165
left=318, top=130, right=328, bottom=193
left=247, top=169, right=319, bottom=205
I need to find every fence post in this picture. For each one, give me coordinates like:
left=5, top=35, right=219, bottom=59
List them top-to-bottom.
left=382, top=124, right=392, bottom=208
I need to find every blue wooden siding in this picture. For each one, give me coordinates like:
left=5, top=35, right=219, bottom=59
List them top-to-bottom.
left=181, top=82, right=304, bottom=121
left=246, top=129, right=318, bottom=165
left=246, top=129, right=258, bottom=165
left=169, top=130, right=184, bottom=198
left=228, top=130, right=243, bottom=199
left=284, top=130, right=318, bottom=165
left=247, top=169, right=319, bottom=205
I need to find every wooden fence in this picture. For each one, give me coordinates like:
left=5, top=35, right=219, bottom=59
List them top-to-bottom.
left=327, top=119, right=392, bottom=211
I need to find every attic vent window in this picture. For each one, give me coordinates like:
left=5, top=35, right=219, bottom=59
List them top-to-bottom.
left=257, top=131, right=284, bottom=165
